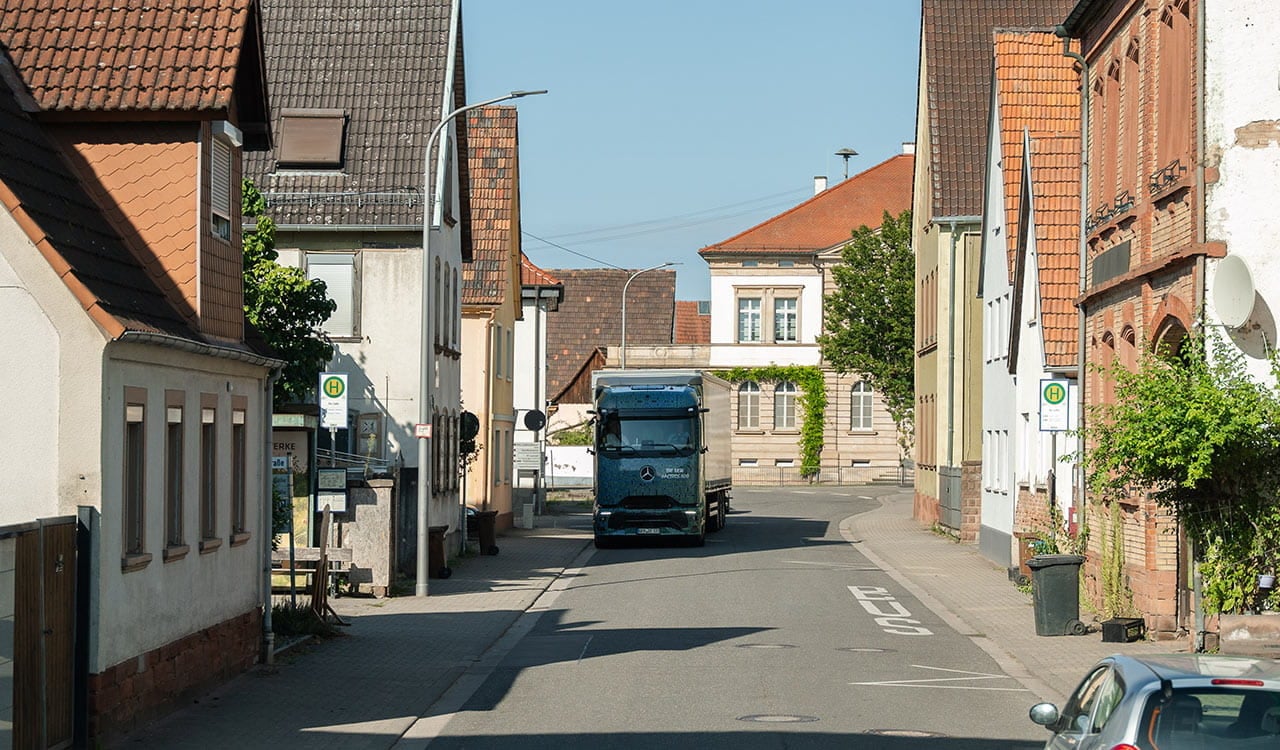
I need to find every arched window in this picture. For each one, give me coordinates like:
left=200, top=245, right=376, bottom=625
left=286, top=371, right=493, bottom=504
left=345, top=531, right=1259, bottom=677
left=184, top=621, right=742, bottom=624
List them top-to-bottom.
left=1158, top=1, right=1192, bottom=169
left=1122, top=38, right=1141, bottom=197
left=433, top=258, right=442, bottom=346
left=441, top=261, right=451, bottom=349
left=1119, top=325, right=1138, bottom=371
left=1100, top=332, right=1117, bottom=404
left=850, top=380, right=874, bottom=431
left=737, top=381, right=760, bottom=430
left=774, top=381, right=797, bottom=430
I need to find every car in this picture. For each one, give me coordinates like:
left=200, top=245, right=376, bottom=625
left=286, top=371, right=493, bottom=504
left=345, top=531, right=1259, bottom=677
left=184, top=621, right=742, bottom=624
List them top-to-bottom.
left=1029, top=653, right=1280, bottom=749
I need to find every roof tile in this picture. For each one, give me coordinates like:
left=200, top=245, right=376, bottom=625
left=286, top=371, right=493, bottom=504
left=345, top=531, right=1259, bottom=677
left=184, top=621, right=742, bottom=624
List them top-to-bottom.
left=462, top=106, right=518, bottom=306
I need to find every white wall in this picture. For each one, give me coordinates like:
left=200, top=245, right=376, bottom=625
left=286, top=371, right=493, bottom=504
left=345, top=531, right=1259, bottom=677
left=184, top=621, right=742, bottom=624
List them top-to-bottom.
left=1205, top=1, right=1280, bottom=382
left=978, top=99, right=1017, bottom=566
left=708, top=272, right=823, bottom=345
left=514, top=293, right=552, bottom=446
left=545, top=446, right=592, bottom=488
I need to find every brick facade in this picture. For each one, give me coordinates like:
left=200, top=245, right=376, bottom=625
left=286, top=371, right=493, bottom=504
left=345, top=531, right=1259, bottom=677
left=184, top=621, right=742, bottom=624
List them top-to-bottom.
left=959, top=460, right=982, bottom=542
left=88, top=609, right=262, bottom=742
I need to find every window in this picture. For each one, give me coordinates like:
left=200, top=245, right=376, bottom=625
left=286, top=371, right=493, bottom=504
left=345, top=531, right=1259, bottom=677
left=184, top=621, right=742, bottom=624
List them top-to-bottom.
left=1157, top=1, right=1192, bottom=169
left=1122, top=39, right=1140, bottom=195
left=277, top=108, right=346, bottom=168
left=210, top=135, right=233, bottom=241
left=307, top=253, right=358, bottom=338
left=434, top=258, right=442, bottom=346
left=741, top=260, right=759, bottom=268
left=777, top=260, right=795, bottom=268
left=442, top=262, right=452, bottom=347
left=452, top=268, right=461, bottom=347
left=738, top=298, right=762, bottom=342
left=773, top=298, right=798, bottom=343
left=494, top=324, right=504, bottom=379
left=507, top=329, right=514, bottom=381
left=851, top=380, right=873, bottom=430
left=737, top=381, right=760, bottom=429
left=774, top=381, right=797, bottom=430
left=124, top=393, right=146, bottom=559
left=164, top=397, right=184, bottom=553
left=200, top=403, right=219, bottom=550
left=231, top=406, right=248, bottom=540
left=492, top=427, right=501, bottom=486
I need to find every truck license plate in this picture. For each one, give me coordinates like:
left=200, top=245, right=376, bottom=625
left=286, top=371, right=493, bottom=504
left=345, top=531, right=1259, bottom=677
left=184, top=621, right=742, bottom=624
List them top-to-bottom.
left=636, top=528, right=660, bottom=535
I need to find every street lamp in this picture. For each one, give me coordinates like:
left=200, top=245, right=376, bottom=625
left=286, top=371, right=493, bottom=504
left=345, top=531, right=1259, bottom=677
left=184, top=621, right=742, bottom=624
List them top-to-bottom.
left=416, top=89, right=547, bottom=596
left=835, top=147, right=858, bottom=179
left=620, top=262, right=676, bottom=369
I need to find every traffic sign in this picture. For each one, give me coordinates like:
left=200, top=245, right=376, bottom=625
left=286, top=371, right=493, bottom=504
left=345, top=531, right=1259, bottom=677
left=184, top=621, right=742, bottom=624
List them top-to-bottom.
left=319, top=372, right=348, bottom=430
left=1040, top=379, right=1070, bottom=432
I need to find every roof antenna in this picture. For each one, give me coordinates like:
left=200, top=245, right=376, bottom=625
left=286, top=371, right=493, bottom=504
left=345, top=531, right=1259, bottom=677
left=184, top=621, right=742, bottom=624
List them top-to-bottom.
left=835, top=148, right=858, bottom=179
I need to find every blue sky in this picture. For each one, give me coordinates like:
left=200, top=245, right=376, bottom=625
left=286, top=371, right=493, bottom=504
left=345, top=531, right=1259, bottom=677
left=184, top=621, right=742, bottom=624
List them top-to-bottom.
left=464, top=1, right=922, bottom=300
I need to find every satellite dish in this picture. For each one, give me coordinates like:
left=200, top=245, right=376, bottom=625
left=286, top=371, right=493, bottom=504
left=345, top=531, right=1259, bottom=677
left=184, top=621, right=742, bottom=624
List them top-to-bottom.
left=1213, top=255, right=1257, bottom=329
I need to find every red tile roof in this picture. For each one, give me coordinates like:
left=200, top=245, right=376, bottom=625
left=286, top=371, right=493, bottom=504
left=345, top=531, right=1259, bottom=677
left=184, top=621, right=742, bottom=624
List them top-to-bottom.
left=0, top=0, right=255, bottom=114
left=921, top=0, right=1078, bottom=218
left=993, top=31, right=1082, bottom=281
left=462, top=106, right=517, bottom=306
left=1026, top=133, right=1080, bottom=368
left=699, top=154, right=914, bottom=256
left=521, top=253, right=562, bottom=287
left=674, top=301, right=710, bottom=344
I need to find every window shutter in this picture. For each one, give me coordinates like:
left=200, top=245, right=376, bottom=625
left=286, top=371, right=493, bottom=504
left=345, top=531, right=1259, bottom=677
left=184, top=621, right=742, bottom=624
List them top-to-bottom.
left=211, top=138, right=232, bottom=218
left=309, top=257, right=355, bottom=337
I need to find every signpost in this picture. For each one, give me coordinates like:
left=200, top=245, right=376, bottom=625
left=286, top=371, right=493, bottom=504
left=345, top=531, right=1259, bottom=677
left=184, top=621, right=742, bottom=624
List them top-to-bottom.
left=319, top=372, right=348, bottom=464
left=1039, top=379, right=1070, bottom=432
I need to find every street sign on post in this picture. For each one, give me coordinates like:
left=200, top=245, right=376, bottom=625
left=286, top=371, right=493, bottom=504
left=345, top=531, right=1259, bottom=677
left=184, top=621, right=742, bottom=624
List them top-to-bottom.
left=319, top=372, right=348, bottom=430
left=1040, top=379, right=1070, bottom=432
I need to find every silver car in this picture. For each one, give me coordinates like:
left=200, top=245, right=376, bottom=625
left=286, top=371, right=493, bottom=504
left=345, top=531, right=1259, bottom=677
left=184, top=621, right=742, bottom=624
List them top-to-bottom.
left=1029, top=654, right=1280, bottom=749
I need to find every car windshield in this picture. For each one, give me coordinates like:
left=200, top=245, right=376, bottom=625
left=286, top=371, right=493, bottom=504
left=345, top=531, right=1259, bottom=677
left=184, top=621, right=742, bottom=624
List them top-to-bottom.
left=597, top=414, right=695, bottom=455
left=1135, top=686, right=1280, bottom=749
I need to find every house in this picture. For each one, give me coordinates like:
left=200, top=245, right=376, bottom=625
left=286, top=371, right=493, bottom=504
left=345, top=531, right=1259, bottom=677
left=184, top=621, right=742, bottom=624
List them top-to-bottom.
left=0, top=0, right=277, bottom=741
left=244, top=0, right=471, bottom=574
left=913, top=0, right=1077, bottom=538
left=1060, top=0, right=1206, bottom=638
left=978, top=32, right=1082, bottom=572
left=461, top=106, right=523, bottom=529
left=700, top=150, right=913, bottom=484
left=513, top=255, right=563, bottom=503
left=542, top=268, right=677, bottom=433
left=675, top=300, right=711, bottom=345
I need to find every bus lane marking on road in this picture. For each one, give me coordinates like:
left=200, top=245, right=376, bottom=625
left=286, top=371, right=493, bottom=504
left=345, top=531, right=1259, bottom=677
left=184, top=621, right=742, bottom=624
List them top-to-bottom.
left=847, top=585, right=933, bottom=636
left=850, top=664, right=1029, bottom=692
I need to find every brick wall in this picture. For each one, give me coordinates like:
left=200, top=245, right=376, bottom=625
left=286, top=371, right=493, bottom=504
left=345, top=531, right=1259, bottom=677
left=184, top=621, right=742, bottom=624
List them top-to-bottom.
left=959, top=460, right=982, bottom=542
left=88, top=609, right=261, bottom=742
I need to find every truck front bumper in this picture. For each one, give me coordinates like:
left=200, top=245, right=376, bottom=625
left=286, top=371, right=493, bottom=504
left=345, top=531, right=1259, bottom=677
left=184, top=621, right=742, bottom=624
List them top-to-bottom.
left=593, top=507, right=701, bottom=537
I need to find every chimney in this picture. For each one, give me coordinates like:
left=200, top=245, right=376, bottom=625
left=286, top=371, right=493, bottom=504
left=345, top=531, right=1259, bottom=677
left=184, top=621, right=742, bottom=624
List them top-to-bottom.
left=902, top=142, right=916, bottom=155
left=814, top=175, right=828, bottom=195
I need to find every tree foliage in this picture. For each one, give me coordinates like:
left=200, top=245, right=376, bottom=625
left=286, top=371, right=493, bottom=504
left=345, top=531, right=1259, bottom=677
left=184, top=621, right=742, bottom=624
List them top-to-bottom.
left=242, top=180, right=336, bottom=407
left=819, top=209, right=915, bottom=456
left=1083, top=331, right=1280, bottom=613
left=714, top=365, right=826, bottom=478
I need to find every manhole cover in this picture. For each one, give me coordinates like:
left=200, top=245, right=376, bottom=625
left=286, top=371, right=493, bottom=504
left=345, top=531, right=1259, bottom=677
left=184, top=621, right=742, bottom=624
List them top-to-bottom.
left=736, top=643, right=797, bottom=649
left=838, top=647, right=892, bottom=654
left=738, top=714, right=820, bottom=724
left=866, top=729, right=948, bottom=738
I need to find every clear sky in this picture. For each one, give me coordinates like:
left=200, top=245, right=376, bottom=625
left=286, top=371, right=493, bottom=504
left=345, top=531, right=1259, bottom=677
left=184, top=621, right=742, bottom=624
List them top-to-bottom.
left=463, top=1, right=922, bottom=300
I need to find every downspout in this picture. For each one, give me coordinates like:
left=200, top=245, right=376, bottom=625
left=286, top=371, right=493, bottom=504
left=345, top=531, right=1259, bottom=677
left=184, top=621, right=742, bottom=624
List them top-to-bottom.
left=1191, top=0, right=1208, bottom=653
left=1055, top=27, right=1089, bottom=538
left=946, top=221, right=958, bottom=469
left=533, top=286, right=546, bottom=513
left=261, top=366, right=282, bottom=665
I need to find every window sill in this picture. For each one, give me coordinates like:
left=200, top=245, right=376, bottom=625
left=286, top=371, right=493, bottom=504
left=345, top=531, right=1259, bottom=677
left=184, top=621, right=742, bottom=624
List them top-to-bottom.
left=735, top=429, right=765, bottom=435
left=771, top=429, right=800, bottom=435
left=847, top=430, right=878, bottom=436
left=230, top=531, right=252, bottom=548
left=199, top=537, right=223, bottom=554
left=163, top=544, right=190, bottom=563
left=122, top=552, right=153, bottom=573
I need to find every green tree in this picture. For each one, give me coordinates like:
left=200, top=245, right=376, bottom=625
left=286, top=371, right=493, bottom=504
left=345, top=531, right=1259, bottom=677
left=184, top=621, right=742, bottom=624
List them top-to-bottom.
left=242, top=180, right=337, bottom=407
left=818, top=209, right=915, bottom=456
left=1084, top=332, right=1280, bottom=613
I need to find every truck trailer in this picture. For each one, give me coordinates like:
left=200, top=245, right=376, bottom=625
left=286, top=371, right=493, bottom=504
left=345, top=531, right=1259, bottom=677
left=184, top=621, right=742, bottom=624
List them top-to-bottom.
left=589, top=369, right=732, bottom=547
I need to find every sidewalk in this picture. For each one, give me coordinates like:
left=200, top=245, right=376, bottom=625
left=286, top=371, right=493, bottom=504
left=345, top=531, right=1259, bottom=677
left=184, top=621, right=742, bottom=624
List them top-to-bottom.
left=843, top=491, right=1184, bottom=705
left=113, top=518, right=593, bottom=749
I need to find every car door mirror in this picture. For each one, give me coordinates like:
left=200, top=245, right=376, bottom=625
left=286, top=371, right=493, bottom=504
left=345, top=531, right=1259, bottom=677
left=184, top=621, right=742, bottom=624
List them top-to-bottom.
left=1029, top=702, right=1061, bottom=728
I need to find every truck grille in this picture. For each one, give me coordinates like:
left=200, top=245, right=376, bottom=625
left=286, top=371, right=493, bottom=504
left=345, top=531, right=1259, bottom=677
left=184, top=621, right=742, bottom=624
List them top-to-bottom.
left=621, top=495, right=675, bottom=510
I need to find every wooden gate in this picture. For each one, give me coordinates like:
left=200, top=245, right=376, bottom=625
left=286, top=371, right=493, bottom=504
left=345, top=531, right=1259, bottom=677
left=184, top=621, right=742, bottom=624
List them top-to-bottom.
left=9, top=517, right=78, bottom=750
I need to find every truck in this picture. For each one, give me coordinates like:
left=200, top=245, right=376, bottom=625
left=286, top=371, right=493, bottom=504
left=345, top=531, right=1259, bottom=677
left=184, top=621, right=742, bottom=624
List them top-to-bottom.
left=589, top=369, right=732, bottom=547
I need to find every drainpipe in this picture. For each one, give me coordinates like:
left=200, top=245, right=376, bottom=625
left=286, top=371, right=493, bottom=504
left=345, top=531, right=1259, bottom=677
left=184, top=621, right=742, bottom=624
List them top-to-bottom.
left=1191, top=0, right=1208, bottom=653
left=1055, top=27, right=1089, bottom=540
left=946, top=221, right=958, bottom=471
left=532, top=287, right=546, bottom=513
left=482, top=312, right=496, bottom=511
left=261, top=366, right=281, bottom=665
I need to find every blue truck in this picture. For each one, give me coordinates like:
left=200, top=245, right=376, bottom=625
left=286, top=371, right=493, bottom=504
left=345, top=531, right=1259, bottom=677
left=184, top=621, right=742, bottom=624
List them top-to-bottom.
left=590, top=369, right=732, bottom=547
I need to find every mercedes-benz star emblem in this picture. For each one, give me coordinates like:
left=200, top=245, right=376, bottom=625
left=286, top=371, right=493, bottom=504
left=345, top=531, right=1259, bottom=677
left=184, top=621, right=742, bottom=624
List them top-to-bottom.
left=639, top=465, right=656, bottom=481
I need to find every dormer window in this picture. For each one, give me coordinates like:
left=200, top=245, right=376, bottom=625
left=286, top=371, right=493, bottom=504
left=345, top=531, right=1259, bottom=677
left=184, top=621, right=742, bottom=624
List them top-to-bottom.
left=278, top=108, right=347, bottom=169
left=209, top=121, right=242, bottom=242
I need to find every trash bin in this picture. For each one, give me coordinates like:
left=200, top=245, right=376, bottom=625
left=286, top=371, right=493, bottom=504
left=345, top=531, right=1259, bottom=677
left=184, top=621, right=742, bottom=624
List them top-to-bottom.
left=470, top=509, right=499, bottom=555
left=428, top=525, right=451, bottom=579
left=1028, top=554, right=1086, bottom=636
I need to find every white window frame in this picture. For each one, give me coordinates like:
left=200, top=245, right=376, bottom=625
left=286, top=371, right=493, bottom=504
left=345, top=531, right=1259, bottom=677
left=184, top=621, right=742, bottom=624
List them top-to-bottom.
left=307, top=252, right=360, bottom=339
left=738, top=297, right=762, bottom=343
left=850, top=380, right=874, bottom=431
left=737, top=381, right=760, bottom=430
left=774, top=381, right=798, bottom=431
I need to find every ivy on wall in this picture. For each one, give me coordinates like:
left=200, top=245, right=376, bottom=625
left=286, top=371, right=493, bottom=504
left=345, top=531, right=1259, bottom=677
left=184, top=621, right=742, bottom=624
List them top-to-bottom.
left=714, top=365, right=827, bottom=477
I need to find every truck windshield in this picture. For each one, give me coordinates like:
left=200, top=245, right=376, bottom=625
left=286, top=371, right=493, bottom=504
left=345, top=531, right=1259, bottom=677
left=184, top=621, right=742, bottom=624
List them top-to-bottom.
left=598, top=413, right=695, bottom=456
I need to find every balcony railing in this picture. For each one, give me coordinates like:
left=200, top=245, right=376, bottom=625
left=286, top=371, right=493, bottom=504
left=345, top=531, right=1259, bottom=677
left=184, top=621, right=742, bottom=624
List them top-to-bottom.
left=1148, top=158, right=1188, bottom=196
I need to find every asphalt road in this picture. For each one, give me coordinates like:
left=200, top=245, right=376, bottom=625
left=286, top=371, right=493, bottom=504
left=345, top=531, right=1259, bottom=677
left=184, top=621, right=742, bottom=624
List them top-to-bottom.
left=415, top=486, right=1047, bottom=749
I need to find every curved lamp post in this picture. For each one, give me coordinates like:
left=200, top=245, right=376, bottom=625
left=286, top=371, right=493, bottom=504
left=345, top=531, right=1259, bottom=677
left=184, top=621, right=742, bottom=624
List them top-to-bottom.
left=417, top=89, right=547, bottom=596
left=620, top=262, right=676, bottom=369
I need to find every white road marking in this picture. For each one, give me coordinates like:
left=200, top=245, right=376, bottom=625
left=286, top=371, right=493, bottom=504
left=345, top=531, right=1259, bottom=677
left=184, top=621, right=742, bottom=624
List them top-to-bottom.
left=784, top=560, right=880, bottom=570
left=847, top=585, right=933, bottom=636
left=851, top=665, right=1029, bottom=692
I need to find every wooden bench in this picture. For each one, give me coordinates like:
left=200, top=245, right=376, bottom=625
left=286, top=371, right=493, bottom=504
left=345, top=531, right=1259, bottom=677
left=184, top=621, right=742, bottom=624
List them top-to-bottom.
left=271, top=546, right=353, bottom=595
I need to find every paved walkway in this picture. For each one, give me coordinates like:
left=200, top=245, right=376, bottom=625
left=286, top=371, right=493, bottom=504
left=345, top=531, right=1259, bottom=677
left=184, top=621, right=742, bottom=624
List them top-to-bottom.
left=114, top=492, right=1185, bottom=747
